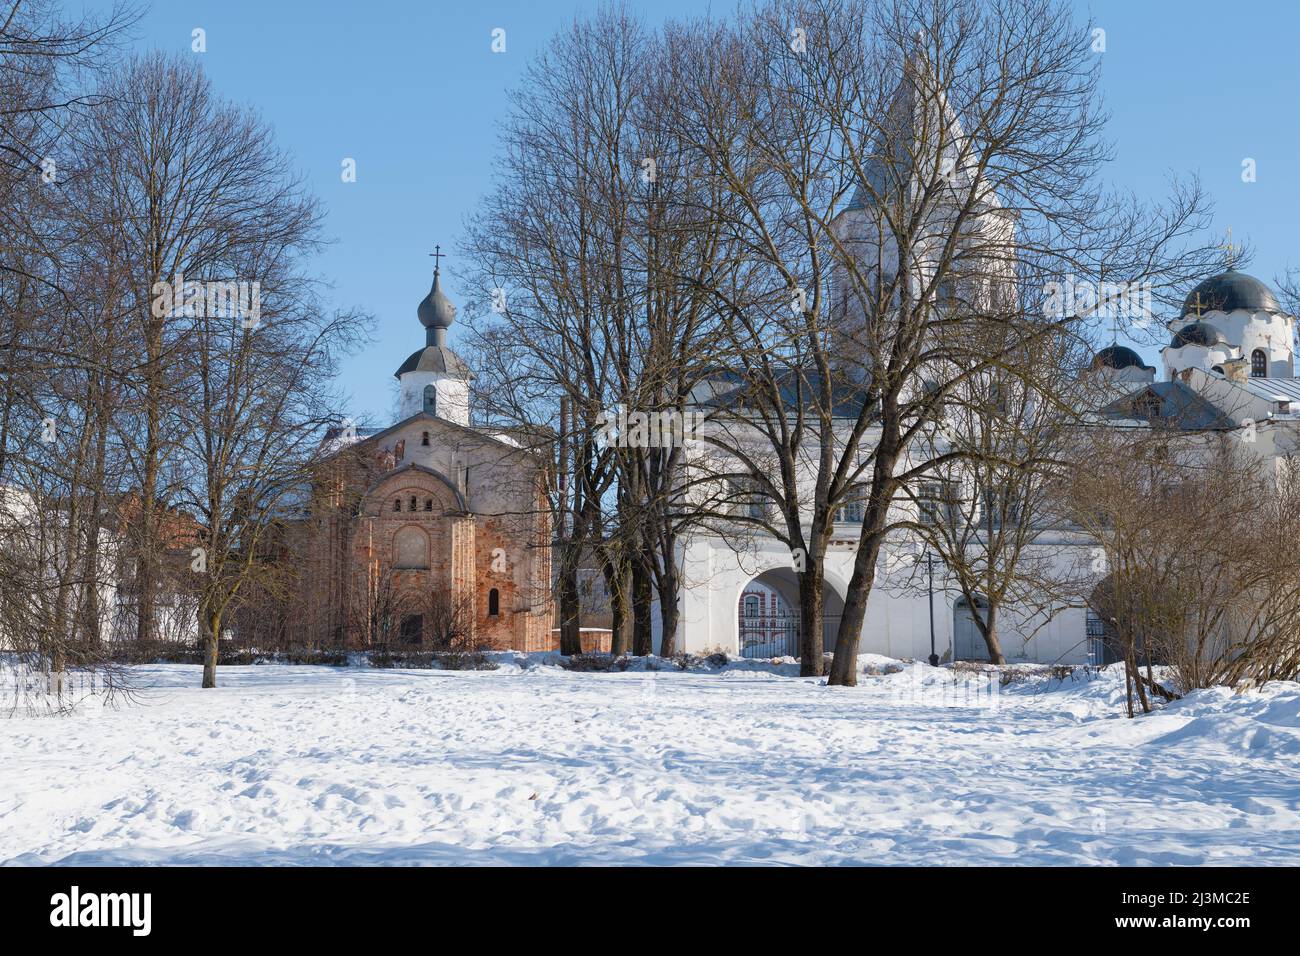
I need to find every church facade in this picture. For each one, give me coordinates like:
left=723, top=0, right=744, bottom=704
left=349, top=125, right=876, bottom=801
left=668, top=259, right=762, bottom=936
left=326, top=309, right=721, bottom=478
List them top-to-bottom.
left=265, top=265, right=554, bottom=652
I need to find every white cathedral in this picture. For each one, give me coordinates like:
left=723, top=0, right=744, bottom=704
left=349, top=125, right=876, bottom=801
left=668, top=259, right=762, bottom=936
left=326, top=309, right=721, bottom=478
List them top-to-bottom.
left=652, top=62, right=1298, bottom=666
left=665, top=263, right=1296, bottom=666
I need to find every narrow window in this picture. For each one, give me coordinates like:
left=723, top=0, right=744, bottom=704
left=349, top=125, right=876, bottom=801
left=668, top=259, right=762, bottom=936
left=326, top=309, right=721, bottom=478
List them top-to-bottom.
left=1252, top=348, right=1267, bottom=378
left=423, top=384, right=437, bottom=415
left=421, top=430, right=430, bottom=447
left=409, top=495, right=417, bottom=511
left=393, top=498, right=401, bottom=512
left=423, top=498, right=432, bottom=511
left=488, top=588, right=500, bottom=617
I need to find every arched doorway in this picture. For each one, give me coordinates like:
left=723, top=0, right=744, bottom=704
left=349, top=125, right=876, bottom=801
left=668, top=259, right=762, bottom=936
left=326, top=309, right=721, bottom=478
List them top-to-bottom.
left=736, top=568, right=846, bottom=659
left=952, top=595, right=991, bottom=661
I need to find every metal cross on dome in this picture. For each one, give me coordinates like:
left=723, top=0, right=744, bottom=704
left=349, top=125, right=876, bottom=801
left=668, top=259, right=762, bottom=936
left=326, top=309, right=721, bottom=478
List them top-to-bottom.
left=1219, top=227, right=1239, bottom=270
left=429, top=245, right=446, bottom=275
left=1186, top=292, right=1207, bottom=318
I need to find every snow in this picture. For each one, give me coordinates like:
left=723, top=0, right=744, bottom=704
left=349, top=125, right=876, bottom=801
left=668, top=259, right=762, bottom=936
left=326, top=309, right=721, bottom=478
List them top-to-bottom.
left=2, top=658, right=1298, bottom=865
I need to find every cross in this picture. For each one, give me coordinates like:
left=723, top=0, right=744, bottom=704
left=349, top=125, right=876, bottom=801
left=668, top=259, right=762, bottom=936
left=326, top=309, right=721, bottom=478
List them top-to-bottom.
left=1219, top=227, right=1239, bottom=269
left=429, top=245, right=446, bottom=275
left=1186, top=292, right=1206, bottom=318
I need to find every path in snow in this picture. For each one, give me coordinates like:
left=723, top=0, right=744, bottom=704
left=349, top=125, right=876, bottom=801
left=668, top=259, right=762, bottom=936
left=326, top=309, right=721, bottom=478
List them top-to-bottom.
left=2, top=660, right=1298, bottom=865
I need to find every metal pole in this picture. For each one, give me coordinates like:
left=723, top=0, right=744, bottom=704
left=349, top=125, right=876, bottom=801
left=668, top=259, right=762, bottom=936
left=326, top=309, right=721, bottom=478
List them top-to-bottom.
left=927, top=552, right=939, bottom=667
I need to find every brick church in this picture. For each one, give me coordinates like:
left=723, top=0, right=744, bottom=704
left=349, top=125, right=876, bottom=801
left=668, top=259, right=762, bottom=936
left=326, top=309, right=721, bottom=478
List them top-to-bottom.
left=268, top=260, right=554, bottom=652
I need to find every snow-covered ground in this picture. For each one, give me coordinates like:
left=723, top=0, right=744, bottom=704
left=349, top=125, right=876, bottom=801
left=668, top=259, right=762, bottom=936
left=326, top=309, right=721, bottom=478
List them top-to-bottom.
left=3, top=657, right=1299, bottom=865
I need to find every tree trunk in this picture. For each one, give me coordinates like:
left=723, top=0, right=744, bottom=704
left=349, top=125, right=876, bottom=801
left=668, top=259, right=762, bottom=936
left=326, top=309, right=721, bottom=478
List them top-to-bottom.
left=829, top=447, right=901, bottom=687
left=829, top=528, right=887, bottom=687
left=655, top=543, right=679, bottom=657
left=557, top=548, right=582, bottom=656
left=603, top=555, right=630, bottom=656
left=631, top=556, right=653, bottom=656
left=608, top=561, right=629, bottom=658
left=797, top=561, right=825, bottom=677
left=657, top=576, right=679, bottom=659
left=979, top=602, right=1007, bottom=665
left=201, top=607, right=221, bottom=688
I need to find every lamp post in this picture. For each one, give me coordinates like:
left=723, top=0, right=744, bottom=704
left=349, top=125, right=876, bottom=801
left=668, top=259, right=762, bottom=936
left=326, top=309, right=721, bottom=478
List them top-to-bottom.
left=925, top=551, right=939, bottom=667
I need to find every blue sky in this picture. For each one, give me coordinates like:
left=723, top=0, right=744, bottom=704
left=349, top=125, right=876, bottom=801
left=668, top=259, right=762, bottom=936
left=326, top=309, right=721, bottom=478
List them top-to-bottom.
left=91, top=0, right=1300, bottom=421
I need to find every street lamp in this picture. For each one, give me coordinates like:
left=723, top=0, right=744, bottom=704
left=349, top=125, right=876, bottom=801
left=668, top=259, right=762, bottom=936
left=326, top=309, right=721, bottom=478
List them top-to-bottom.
left=925, top=550, right=939, bottom=667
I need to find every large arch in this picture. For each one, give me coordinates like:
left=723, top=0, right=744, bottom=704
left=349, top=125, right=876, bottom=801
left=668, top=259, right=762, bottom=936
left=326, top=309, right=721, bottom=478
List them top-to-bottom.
left=363, top=462, right=466, bottom=514
left=734, top=566, right=847, bottom=659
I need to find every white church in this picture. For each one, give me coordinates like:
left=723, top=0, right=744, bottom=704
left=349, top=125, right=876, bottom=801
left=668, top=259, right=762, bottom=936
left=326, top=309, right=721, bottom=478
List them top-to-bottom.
left=652, top=61, right=1297, bottom=666
left=665, top=263, right=1296, bottom=666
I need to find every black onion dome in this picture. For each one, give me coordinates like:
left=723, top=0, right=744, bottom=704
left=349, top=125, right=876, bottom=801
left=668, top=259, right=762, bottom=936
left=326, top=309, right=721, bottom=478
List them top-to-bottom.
left=1183, top=270, right=1281, bottom=316
left=417, top=271, right=456, bottom=329
left=1168, top=321, right=1228, bottom=350
left=1091, top=345, right=1153, bottom=372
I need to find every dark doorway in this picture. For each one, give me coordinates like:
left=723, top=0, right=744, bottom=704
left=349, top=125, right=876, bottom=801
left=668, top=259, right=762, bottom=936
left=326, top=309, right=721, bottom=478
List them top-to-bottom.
left=399, top=614, right=423, bottom=645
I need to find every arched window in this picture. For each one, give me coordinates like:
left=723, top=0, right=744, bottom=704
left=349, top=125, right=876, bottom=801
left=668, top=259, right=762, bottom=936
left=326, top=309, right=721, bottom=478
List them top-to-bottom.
left=1252, top=349, right=1267, bottom=378
left=423, top=384, right=437, bottom=415
left=1133, top=392, right=1162, bottom=421
left=421, top=430, right=430, bottom=446
left=409, top=495, right=417, bottom=512
left=393, top=498, right=401, bottom=512
left=423, top=498, right=432, bottom=512
left=393, top=526, right=429, bottom=569
left=488, top=588, right=500, bottom=616
left=743, top=594, right=760, bottom=618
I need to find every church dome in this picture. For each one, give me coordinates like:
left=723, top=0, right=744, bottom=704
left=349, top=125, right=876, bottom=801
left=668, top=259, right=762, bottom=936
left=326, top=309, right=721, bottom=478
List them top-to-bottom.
left=1182, top=269, right=1281, bottom=316
left=417, top=271, right=456, bottom=329
left=1168, top=321, right=1228, bottom=350
left=1091, top=345, right=1152, bottom=372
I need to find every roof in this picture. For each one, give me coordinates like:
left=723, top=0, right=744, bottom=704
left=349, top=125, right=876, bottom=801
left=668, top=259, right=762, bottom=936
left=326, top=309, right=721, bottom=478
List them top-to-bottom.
left=1183, top=269, right=1283, bottom=316
left=394, top=344, right=472, bottom=378
left=693, top=368, right=872, bottom=419
left=1235, top=376, right=1300, bottom=407
left=1097, top=381, right=1233, bottom=430
left=343, top=410, right=519, bottom=453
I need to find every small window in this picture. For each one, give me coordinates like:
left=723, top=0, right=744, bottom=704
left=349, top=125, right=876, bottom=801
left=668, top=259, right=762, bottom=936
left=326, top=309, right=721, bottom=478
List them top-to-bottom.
left=1252, top=349, right=1267, bottom=378
left=423, top=384, right=437, bottom=415
left=1134, top=392, right=1162, bottom=421
left=421, top=430, right=430, bottom=446
left=918, top=480, right=959, bottom=527
left=835, top=494, right=865, bottom=524
left=409, top=495, right=417, bottom=511
left=393, top=498, right=401, bottom=512
left=423, top=498, right=433, bottom=512
left=488, top=588, right=500, bottom=617
left=743, top=594, right=760, bottom=618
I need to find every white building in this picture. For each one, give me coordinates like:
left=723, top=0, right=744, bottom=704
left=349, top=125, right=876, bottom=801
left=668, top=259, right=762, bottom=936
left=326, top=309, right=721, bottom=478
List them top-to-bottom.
left=654, top=65, right=1296, bottom=665
left=667, top=262, right=1295, bottom=665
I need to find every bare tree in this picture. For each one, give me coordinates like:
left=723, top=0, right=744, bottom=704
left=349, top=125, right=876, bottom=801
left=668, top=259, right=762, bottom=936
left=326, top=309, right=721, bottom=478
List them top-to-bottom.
left=657, top=0, right=1214, bottom=681
left=77, top=54, right=365, bottom=688
left=1059, top=424, right=1300, bottom=714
